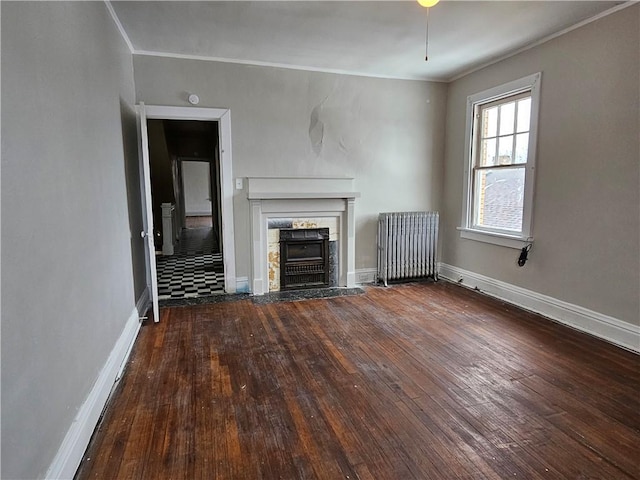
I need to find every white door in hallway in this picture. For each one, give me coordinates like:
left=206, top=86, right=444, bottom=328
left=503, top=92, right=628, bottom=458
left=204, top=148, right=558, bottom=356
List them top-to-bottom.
left=137, top=102, right=160, bottom=322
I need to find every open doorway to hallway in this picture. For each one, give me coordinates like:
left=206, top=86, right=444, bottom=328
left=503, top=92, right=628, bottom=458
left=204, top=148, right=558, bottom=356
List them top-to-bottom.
left=147, top=119, right=225, bottom=301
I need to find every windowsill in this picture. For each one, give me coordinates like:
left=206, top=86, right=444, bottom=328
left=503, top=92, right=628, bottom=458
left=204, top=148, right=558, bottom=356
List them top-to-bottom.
left=457, top=227, right=533, bottom=249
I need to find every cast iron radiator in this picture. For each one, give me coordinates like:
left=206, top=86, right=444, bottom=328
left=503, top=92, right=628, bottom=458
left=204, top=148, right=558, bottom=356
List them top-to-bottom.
left=377, top=211, right=439, bottom=286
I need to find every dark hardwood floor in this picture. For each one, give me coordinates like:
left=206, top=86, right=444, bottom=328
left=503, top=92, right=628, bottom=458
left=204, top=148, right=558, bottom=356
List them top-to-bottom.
left=75, top=282, right=640, bottom=479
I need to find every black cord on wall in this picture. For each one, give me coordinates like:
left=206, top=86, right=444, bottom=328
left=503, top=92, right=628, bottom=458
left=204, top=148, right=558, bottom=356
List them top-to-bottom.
left=518, top=244, right=533, bottom=267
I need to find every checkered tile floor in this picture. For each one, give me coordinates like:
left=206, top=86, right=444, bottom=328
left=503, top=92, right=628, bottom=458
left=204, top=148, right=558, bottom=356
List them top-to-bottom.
left=156, top=227, right=225, bottom=301
left=157, top=253, right=225, bottom=300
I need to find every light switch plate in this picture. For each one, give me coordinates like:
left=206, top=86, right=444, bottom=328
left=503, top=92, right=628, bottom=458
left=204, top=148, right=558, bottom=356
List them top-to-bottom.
left=235, top=178, right=243, bottom=190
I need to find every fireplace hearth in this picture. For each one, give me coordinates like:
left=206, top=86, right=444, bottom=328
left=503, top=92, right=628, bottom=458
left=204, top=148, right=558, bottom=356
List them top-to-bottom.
left=279, top=228, right=330, bottom=290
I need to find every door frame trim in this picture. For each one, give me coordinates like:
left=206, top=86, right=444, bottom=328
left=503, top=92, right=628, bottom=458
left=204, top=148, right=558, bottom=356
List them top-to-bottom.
left=142, top=105, right=237, bottom=293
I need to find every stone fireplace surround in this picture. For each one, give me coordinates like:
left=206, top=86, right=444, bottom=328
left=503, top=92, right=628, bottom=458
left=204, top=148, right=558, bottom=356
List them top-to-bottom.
left=247, top=177, right=359, bottom=296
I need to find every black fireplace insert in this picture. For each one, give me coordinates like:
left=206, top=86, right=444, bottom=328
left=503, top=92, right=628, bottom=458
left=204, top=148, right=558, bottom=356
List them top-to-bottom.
left=279, top=228, right=330, bottom=290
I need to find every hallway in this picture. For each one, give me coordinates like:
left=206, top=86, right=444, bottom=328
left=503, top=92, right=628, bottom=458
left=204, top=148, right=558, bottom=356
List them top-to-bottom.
left=156, top=221, right=225, bottom=301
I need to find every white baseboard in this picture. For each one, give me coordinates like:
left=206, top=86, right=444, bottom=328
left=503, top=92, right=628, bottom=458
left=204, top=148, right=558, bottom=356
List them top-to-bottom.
left=439, top=263, right=639, bottom=353
left=356, top=268, right=378, bottom=285
left=236, top=276, right=250, bottom=293
left=135, top=287, right=150, bottom=319
left=45, top=307, right=142, bottom=480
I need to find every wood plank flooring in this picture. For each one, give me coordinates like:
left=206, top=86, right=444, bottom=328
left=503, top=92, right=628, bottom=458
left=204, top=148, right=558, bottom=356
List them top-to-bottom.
left=75, top=282, right=640, bottom=479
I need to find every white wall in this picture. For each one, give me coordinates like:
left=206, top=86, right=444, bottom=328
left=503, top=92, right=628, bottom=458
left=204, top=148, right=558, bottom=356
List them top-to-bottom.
left=1, top=2, right=141, bottom=478
left=441, top=6, right=639, bottom=326
left=133, top=56, right=448, bottom=278
left=183, top=160, right=212, bottom=216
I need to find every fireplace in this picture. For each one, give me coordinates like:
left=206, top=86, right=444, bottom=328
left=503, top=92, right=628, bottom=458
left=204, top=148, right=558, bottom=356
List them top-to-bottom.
left=247, top=177, right=359, bottom=296
left=279, top=228, right=330, bottom=290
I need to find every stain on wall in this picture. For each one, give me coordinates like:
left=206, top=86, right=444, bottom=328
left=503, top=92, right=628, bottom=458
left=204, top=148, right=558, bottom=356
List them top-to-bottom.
left=309, top=104, right=324, bottom=155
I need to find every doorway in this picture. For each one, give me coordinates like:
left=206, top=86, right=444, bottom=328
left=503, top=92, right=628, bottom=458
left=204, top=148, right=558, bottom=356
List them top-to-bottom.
left=138, top=105, right=236, bottom=320
left=146, top=119, right=225, bottom=302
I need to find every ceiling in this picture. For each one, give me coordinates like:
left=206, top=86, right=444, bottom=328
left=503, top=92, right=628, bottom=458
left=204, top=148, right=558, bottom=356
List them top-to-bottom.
left=111, top=1, right=626, bottom=82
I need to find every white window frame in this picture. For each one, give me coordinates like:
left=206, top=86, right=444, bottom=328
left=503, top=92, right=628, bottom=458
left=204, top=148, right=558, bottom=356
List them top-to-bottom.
left=459, top=72, right=542, bottom=249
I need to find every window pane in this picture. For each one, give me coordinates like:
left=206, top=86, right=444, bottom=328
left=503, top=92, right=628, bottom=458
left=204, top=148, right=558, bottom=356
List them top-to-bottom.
left=517, top=98, right=531, bottom=133
left=499, top=102, right=515, bottom=135
left=483, top=106, right=498, bottom=138
left=514, top=133, right=529, bottom=164
left=497, top=136, right=513, bottom=164
left=480, top=138, right=496, bottom=166
left=474, top=167, right=525, bottom=232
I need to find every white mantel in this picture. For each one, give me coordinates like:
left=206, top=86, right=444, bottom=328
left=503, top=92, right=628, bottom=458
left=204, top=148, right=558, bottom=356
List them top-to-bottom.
left=247, top=177, right=360, bottom=295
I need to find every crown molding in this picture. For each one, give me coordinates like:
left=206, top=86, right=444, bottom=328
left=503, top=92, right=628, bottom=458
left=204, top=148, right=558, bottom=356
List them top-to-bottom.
left=104, top=1, right=134, bottom=54
left=132, top=50, right=447, bottom=83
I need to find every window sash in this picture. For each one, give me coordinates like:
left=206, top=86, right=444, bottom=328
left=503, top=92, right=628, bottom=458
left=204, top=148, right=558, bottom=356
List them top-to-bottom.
left=461, top=72, right=541, bottom=244
left=473, top=91, right=531, bottom=169
left=470, top=92, right=531, bottom=236
left=471, top=165, right=526, bottom=234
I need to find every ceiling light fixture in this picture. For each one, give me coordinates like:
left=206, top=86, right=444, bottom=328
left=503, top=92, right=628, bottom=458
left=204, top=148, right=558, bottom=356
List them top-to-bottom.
left=417, top=0, right=440, bottom=61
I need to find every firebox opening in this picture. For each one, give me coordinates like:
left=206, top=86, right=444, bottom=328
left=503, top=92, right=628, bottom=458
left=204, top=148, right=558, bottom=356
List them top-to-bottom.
left=280, top=228, right=330, bottom=290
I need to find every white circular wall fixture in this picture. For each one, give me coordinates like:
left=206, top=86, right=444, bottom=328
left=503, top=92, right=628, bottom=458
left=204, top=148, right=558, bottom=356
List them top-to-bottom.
left=188, top=94, right=200, bottom=105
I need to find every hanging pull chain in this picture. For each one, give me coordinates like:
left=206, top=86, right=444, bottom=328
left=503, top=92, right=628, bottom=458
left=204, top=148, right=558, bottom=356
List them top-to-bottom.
left=425, top=7, right=430, bottom=61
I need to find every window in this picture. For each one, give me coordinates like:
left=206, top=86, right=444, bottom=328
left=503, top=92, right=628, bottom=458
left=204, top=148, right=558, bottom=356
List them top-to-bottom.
left=460, top=73, right=541, bottom=249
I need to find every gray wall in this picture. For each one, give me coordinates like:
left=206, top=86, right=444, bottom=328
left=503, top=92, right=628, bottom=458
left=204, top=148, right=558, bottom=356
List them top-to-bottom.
left=1, top=2, right=141, bottom=478
left=441, top=6, right=639, bottom=325
left=133, top=56, right=448, bottom=276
